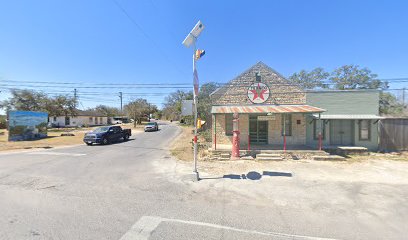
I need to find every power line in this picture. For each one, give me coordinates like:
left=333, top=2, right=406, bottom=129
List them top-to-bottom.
left=110, top=0, right=187, bottom=76
left=3, top=78, right=408, bottom=86
left=2, top=80, right=191, bottom=86
left=0, top=84, right=191, bottom=89
left=2, top=86, right=406, bottom=97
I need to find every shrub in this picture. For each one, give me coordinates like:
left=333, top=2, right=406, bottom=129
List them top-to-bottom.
left=0, top=115, right=7, bottom=129
left=199, top=128, right=212, bottom=143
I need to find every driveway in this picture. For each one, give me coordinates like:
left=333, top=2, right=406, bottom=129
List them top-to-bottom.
left=0, top=122, right=407, bottom=240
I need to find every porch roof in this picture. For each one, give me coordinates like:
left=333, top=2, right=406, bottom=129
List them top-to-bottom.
left=211, top=105, right=326, bottom=114
left=311, top=114, right=384, bottom=120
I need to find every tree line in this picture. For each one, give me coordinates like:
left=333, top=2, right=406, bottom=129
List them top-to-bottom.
left=288, top=64, right=405, bottom=115
left=0, top=90, right=158, bottom=127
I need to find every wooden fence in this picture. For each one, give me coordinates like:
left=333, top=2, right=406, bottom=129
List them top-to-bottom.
left=379, top=118, right=408, bottom=151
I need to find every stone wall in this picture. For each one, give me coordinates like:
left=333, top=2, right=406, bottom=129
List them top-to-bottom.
left=212, top=62, right=305, bottom=106
left=213, top=113, right=306, bottom=148
left=267, top=113, right=306, bottom=145
left=212, top=114, right=231, bottom=147
left=212, top=114, right=249, bottom=148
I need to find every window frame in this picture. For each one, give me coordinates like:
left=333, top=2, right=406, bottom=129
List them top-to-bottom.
left=225, top=114, right=233, bottom=136
left=281, top=114, right=292, bottom=136
left=359, top=120, right=371, bottom=141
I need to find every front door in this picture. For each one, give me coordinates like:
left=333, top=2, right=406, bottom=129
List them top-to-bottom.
left=249, top=115, right=268, bottom=144
left=65, top=116, right=70, bottom=126
left=330, top=120, right=354, bottom=145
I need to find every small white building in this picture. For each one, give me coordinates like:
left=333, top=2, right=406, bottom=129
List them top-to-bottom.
left=49, top=110, right=112, bottom=127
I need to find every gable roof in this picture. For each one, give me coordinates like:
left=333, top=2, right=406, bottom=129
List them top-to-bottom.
left=211, top=61, right=305, bottom=105
left=211, top=61, right=299, bottom=96
left=51, top=109, right=108, bottom=117
left=75, top=110, right=107, bottom=117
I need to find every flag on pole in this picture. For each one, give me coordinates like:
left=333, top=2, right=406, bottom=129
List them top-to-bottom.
left=194, top=49, right=205, bottom=61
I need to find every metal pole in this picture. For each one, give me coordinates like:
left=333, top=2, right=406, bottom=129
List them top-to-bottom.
left=192, top=38, right=199, bottom=179
left=74, top=89, right=77, bottom=108
left=119, top=92, right=123, bottom=114
left=318, top=113, right=322, bottom=151
left=214, top=114, right=217, bottom=150
left=283, top=114, right=286, bottom=151
left=248, top=134, right=250, bottom=151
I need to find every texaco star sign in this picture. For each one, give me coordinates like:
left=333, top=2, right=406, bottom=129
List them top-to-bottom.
left=247, top=82, right=270, bottom=104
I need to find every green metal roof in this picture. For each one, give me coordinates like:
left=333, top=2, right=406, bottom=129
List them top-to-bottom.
left=311, top=114, right=384, bottom=119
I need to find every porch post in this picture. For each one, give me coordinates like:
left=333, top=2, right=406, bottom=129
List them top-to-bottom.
left=231, top=113, right=240, bottom=159
left=318, top=113, right=322, bottom=151
left=214, top=114, right=217, bottom=150
left=283, top=114, right=287, bottom=151
left=248, top=133, right=250, bottom=151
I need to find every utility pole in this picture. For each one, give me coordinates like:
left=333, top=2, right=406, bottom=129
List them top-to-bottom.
left=74, top=89, right=77, bottom=108
left=119, top=92, right=123, bottom=114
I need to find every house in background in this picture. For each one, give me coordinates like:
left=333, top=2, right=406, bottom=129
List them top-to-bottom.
left=210, top=62, right=383, bottom=152
left=49, top=110, right=112, bottom=127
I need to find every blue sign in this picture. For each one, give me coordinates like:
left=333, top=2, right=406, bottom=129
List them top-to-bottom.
left=8, top=111, right=48, bottom=141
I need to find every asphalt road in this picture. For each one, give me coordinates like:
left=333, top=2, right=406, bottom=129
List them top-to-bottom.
left=0, top=122, right=406, bottom=240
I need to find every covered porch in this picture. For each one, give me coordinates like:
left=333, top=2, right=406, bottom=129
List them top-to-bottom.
left=211, top=104, right=326, bottom=151
left=306, top=114, right=384, bottom=151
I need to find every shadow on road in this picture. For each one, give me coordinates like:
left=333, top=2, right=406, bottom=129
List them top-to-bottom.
left=90, top=139, right=135, bottom=146
left=201, top=171, right=293, bottom=181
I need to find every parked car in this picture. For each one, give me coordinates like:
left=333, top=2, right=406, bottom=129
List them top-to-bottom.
left=144, top=122, right=158, bottom=132
left=83, top=126, right=131, bottom=145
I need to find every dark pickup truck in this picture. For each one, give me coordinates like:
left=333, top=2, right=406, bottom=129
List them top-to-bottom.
left=83, top=126, right=131, bottom=145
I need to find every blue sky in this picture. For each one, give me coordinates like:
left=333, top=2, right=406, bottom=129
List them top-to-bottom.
left=1, top=0, right=408, bottom=113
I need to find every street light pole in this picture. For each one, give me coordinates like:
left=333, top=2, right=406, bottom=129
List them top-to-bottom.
left=182, top=21, right=205, bottom=182
left=192, top=38, right=198, bottom=177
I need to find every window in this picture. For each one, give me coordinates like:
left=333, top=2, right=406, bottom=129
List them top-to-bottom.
left=255, top=72, right=261, bottom=82
left=225, top=114, right=233, bottom=136
left=281, top=114, right=292, bottom=136
left=53, top=116, right=57, bottom=121
left=89, top=117, right=93, bottom=122
left=95, top=117, right=98, bottom=124
left=100, top=117, right=103, bottom=123
left=313, top=120, right=325, bottom=140
left=359, top=120, right=371, bottom=140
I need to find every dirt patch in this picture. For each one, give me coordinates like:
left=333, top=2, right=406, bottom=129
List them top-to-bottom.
left=170, top=126, right=210, bottom=162
left=170, top=126, right=194, bottom=161
left=0, top=130, right=85, bottom=151
left=347, top=151, right=408, bottom=162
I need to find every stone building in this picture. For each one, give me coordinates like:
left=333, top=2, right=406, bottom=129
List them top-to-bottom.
left=210, top=62, right=382, bottom=151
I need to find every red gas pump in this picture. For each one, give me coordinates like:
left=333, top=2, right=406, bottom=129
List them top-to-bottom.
left=231, top=113, right=240, bottom=159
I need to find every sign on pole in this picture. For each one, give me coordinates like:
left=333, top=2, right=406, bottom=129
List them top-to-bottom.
left=181, top=100, right=194, bottom=116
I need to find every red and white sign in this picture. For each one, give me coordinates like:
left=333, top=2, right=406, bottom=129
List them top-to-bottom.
left=247, top=82, right=270, bottom=104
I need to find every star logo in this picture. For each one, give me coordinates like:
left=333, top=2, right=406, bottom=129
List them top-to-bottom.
left=247, top=82, right=270, bottom=104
